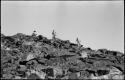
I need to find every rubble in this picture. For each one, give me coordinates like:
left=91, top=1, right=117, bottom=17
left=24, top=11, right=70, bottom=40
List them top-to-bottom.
left=1, top=32, right=124, bottom=79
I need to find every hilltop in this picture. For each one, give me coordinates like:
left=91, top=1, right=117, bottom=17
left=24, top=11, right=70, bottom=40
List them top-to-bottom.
left=1, top=32, right=124, bottom=79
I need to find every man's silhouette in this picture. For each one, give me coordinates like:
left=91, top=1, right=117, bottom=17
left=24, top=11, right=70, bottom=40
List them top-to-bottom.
left=52, top=30, right=56, bottom=39
left=76, top=37, right=81, bottom=47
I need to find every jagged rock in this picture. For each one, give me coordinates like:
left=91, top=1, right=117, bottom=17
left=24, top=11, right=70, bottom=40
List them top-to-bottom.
left=81, top=51, right=88, bottom=58
left=26, top=53, right=35, bottom=61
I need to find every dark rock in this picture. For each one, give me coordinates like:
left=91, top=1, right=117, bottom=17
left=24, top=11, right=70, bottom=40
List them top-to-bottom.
left=42, top=68, right=54, bottom=77
left=96, top=69, right=109, bottom=76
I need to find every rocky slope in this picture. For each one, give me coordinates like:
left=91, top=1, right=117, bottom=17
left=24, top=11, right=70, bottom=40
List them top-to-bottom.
left=1, top=32, right=124, bottom=79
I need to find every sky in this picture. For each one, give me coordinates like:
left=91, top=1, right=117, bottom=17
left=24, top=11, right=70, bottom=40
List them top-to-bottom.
left=1, top=1, right=124, bottom=52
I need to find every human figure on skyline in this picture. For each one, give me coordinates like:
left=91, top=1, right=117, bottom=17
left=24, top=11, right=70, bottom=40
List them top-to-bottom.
left=32, top=30, right=37, bottom=37
left=52, top=30, right=56, bottom=40
left=76, top=37, right=81, bottom=47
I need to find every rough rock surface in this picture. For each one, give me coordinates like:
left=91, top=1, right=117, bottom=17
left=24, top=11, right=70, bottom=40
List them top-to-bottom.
left=1, top=33, right=124, bottom=79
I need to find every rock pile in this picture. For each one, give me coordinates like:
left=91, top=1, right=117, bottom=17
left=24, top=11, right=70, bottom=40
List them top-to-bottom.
left=1, top=32, right=124, bottom=79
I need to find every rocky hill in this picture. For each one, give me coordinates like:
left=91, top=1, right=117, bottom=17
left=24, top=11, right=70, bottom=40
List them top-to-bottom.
left=1, top=32, right=124, bottom=79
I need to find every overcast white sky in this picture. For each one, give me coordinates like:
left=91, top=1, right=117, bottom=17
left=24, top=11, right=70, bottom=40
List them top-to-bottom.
left=1, top=1, right=124, bottom=52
